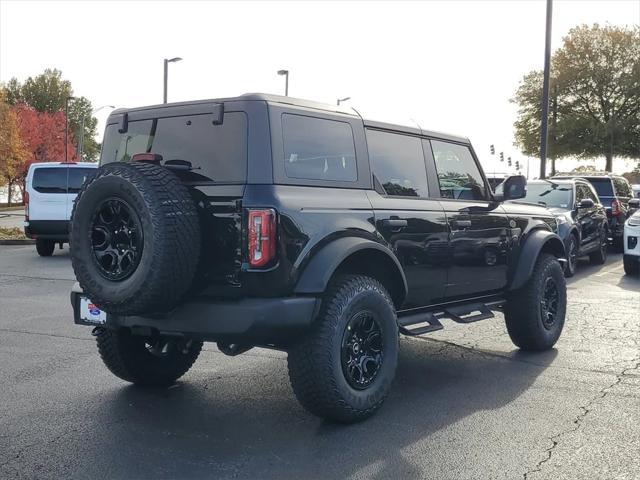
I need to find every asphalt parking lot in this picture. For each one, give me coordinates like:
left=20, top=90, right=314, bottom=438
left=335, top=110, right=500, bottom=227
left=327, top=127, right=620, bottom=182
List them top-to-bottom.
left=0, top=245, right=638, bottom=479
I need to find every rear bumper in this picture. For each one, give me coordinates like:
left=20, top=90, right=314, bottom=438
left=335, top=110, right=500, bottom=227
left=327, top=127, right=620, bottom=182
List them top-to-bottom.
left=25, top=220, right=69, bottom=240
left=70, top=283, right=321, bottom=345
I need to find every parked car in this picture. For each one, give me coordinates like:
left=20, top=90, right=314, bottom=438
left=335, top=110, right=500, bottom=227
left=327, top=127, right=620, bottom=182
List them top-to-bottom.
left=69, top=94, right=567, bottom=423
left=24, top=162, right=98, bottom=256
left=553, top=174, right=635, bottom=252
left=509, top=179, right=608, bottom=277
left=632, top=184, right=640, bottom=199
left=623, top=200, right=640, bottom=275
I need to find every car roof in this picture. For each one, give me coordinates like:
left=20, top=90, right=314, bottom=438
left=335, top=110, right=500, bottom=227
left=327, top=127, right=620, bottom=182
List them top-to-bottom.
left=110, top=93, right=470, bottom=144
left=29, top=162, right=98, bottom=169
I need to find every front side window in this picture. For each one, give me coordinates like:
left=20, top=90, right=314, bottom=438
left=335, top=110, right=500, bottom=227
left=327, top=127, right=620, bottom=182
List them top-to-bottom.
left=100, top=112, right=248, bottom=183
left=282, top=114, right=357, bottom=182
left=366, top=129, right=427, bottom=197
left=430, top=140, right=487, bottom=201
left=32, top=168, right=67, bottom=194
left=613, top=177, right=631, bottom=197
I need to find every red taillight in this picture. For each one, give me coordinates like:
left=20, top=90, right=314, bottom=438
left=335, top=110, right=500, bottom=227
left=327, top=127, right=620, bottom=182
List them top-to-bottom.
left=24, top=191, right=29, bottom=221
left=611, top=199, right=621, bottom=216
left=247, top=209, right=277, bottom=268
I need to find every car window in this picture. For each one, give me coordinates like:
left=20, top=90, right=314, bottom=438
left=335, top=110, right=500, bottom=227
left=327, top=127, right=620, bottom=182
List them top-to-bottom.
left=101, top=112, right=248, bottom=183
left=282, top=114, right=357, bottom=182
left=366, top=129, right=427, bottom=197
left=430, top=140, right=487, bottom=201
left=32, top=168, right=67, bottom=194
left=68, top=168, right=97, bottom=193
left=613, top=177, right=631, bottom=197
left=587, top=178, right=614, bottom=197
left=521, top=182, right=572, bottom=208
left=583, top=183, right=598, bottom=202
left=575, top=184, right=585, bottom=202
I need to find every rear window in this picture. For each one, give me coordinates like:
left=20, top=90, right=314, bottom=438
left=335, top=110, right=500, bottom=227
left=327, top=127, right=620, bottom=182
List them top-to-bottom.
left=100, top=112, right=248, bottom=183
left=282, top=114, right=357, bottom=182
left=32, top=167, right=96, bottom=194
left=33, top=168, right=67, bottom=193
left=586, top=179, right=614, bottom=197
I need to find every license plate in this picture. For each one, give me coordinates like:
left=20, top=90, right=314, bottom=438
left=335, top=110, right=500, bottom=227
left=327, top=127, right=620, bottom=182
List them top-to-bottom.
left=79, top=297, right=107, bottom=325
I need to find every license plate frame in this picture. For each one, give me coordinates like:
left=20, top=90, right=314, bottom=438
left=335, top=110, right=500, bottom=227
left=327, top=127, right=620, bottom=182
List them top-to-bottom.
left=78, top=296, right=107, bottom=325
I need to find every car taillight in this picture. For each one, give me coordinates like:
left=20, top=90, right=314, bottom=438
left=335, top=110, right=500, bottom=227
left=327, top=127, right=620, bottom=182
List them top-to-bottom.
left=24, top=191, right=29, bottom=221
left=611, top=199, right=621, bottom=216
left=247, top=208, right=277, bottom=268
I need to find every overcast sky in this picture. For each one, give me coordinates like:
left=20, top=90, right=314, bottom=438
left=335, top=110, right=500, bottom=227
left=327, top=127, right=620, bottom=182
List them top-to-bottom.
left=1, top=0, right=638, bottom=176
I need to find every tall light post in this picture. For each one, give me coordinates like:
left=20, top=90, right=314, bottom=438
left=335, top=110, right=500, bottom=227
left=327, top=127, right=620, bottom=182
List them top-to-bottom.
left=539, top=0, right=553, bottom=179
left=163, top=57, right=183, bottom=103
left=277, top=69, right=289, bottom=96
left=65, top=96, right=76, bottom=163
left=337, top=97, right=351, bottom=106
left=78, top=105, right=115, bottom=160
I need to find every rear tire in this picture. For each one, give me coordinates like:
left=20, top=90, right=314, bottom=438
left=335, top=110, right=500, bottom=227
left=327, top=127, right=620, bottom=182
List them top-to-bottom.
left=612, top=236, right=624, bottom=253
left=36, top=239, right=55, bottom=257
left=505, top=254, right=566, bottom=351
left=624, top=255, right=639, bottom=275
left=287, top=274, right=398, bottom=423
left=96, top=328, right=202, bottom=386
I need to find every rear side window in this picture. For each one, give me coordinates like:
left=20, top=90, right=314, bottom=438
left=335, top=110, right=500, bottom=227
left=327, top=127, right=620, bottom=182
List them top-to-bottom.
left=100, top=112, right=248, bottom=183
left=282, top=114, right=357, bottom=182
left=366, top=130, right=427, bottom=197
left=430, top=140, right=487, bottom=201
left=32, top=168, right=67, bottom=193
left=68, top=168, right=96, bottom=193
left=613, top=177, right=631, bottom=197
left=587, top=179, right=614, bottom=197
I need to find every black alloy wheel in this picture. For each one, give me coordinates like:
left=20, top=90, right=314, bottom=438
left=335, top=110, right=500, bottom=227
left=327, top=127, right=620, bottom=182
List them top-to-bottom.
left=90, top=198, right=144, bottom=281
left=566, top=236, right=577, bottom=277
left=540, top=277, right=560, bottom=330
left=341, top=311, right=384, bottom=390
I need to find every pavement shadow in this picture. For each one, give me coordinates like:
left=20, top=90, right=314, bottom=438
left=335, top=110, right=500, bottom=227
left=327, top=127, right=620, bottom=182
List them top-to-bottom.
left=617, top=272, right=640, bottom=292
left=70, top=340, right=557, bottom=479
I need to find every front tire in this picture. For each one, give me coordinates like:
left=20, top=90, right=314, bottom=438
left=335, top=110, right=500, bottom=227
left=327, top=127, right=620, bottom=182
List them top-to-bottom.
left=589, top=228, right=608, bottom=265
left=564, top=234, right=578, bottom=277
left=36, top=239, right=55, bottom=257
left=505, top=254, right=566, bottom=351
left=624, top=255, right=639, bottom=275
left=287, top=275, right=399, bottom=423
left=96, top=328, right=203, bottom=386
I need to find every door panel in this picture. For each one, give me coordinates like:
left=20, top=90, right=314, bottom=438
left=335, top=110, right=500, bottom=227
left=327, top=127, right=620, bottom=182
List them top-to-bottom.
left=367, top=192, right=448, bottom=309
left=440, top=201, right=512, bottom=298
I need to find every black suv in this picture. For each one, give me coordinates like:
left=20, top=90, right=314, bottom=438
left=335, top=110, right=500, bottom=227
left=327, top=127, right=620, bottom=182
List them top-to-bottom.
left=70, top=94, right=567, bottom=423
left=553, top=174, right=635, bottom=251
left=509, top=179, right=608, bottom=276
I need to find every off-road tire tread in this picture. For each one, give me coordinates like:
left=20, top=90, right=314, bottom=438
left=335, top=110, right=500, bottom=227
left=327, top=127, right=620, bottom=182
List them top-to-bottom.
left=70, top=162, right=201, bottom=315
left=505, top=254, right=566, bottom=351
left=287, top=274, right=398, bottom=423
left=96, top=328, right=202, bottom=386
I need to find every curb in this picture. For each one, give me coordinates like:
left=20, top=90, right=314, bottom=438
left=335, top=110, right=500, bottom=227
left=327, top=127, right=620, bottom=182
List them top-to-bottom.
left=0, top=239, right=35, bottom=245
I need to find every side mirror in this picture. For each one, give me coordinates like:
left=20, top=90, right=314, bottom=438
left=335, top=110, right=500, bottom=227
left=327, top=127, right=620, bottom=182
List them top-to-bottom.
left=496, top=175, right=527, bottom=201
left=578, top=198, right=595, bottom=209
left=629, top=198, right=640, bottom=209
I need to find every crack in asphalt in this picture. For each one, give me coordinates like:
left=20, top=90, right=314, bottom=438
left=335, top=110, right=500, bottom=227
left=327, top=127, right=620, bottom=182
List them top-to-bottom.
left=522, top=357, right=640, bottom=480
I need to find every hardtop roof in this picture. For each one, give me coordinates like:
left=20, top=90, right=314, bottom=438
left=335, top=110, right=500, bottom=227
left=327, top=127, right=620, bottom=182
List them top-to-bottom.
left=109, top=93, right=469, bottom=144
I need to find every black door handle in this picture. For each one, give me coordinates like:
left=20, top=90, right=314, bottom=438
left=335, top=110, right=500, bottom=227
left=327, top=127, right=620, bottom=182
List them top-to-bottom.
left=382, top=219, right=408, bottom=229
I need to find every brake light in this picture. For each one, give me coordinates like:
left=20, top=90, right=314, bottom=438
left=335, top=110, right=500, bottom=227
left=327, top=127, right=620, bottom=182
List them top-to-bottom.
left=24, top=191, right=29, bottom=221
left=611, top=199, right=621, bottom=216
left=247, top=209, right=277, bottom=268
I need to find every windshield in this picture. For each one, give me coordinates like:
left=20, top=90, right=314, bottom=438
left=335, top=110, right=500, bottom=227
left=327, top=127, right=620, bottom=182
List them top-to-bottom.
left=520, top=182, right=573, bottom=208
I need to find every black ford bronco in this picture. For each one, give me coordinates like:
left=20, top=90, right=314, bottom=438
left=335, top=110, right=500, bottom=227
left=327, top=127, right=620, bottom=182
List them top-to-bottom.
left=70, top=94, right=567, bottom=423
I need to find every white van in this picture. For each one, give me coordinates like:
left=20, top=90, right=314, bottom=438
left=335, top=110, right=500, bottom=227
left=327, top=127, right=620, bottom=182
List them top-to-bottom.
left=25, top=162, right=98, bottom=256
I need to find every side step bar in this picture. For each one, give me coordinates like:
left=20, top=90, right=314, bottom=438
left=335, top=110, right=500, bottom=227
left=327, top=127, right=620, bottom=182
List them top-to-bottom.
left=398, top=299, right=505, bottom=337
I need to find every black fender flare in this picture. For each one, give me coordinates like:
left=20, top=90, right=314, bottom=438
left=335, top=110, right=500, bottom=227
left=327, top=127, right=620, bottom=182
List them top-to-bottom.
left=510, top=229, right=566, bottom=291
left=294, top=237, right=408, bottom=305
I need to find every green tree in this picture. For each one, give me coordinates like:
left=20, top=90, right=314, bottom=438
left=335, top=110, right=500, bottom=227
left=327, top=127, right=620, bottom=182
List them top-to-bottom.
left=512, top=24, right=640, bottom=173
left=4, top=69, right=100, bottom=161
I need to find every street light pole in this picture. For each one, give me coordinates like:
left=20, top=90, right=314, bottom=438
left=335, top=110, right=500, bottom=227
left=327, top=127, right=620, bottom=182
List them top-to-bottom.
left=539, top=0, right=553, bottom=179
left=163, top=57, right=183, bottom=103
left=277, top=70, right=289, bottom=96
left=65, top=96, right=75, bottom=163
left=337, top=97, right=351, bottom=106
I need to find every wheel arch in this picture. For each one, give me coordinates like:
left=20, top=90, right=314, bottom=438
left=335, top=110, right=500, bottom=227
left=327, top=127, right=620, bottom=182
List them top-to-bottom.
left=509, top=229, right=566, bottom=291
left=294, top=237, right=408, bottom=308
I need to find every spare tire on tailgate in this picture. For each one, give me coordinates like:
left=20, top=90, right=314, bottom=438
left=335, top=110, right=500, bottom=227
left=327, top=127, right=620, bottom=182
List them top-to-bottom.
left=70, top=162, right=201, bottom=315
